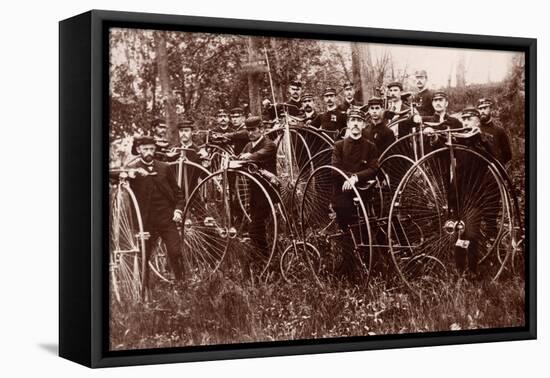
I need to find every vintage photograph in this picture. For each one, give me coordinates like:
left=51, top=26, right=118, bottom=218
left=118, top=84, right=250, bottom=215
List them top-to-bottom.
left=108, top=27, right=526, bottom=351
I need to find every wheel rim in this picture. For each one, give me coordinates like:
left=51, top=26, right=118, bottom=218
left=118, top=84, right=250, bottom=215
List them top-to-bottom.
left=387, top=146, right=511, bottom=294
left=300, top=165, right=373, bottom=284
left=182, top=169, right=278, bottom=279
left=110, top=184, right=146, bottom=304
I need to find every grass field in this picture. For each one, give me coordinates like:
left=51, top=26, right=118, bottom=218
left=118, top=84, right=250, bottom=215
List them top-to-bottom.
left=110, top=264, right=525, bottom=350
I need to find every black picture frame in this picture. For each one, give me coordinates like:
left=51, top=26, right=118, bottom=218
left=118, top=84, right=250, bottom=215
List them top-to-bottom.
left=59, top=9, right=537, bottom=368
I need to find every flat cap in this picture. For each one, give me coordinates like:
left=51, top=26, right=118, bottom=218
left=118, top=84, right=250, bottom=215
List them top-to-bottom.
left=289, top=79, right=303, bottom=88
left=343, top=80, right=354, bottom=89
left=387, top=81, right=403, bottom=90
left=323, top=87, right=337, bottom=96
left=432, top=91, right=448, bottom=100
left=302, top=92, right=314, bottom=101
left=367, top=97, right=384, bottom=107
left=477, top=98, right=493, bottom=108
left=229, top=107, right=244, bottom=115
left=461, top=107, right=481, bottom=118
left=347, top=108, right=366, bottom=121
left=244, top=116, right=263, bottom=129
left=151, top=118, right=167, bottom=128
left=177, top=118, right=195, bottom=129
left=131, top=135, right=156, bottom=155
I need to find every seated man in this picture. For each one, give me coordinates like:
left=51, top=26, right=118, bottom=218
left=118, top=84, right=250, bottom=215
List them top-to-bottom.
left=331, top=109, right=378, bottom=279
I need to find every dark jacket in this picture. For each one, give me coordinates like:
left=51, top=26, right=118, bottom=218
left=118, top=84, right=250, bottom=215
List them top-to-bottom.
left=413, top=88, right=435, bottom=116
left=264, top=98, right=303, bottom=120
left=338, top=99, right=362, bottom=114
left=311, top=107, right=347, bottom=139
left=421, top=112, right=462, bottom=130
left=363, top=119, right=396, bottom=155
left=480, top=119, right=512, bottom=165
left=212, top=124, right=235, bottom=134
left=241, top=136, right=277, bottom=176
left=332, top=136, right=379, bottom=186
left=127, top=159, right=185, bottom=227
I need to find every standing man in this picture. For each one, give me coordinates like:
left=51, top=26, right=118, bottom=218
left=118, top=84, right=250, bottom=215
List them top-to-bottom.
left=412, top=69, right=434, bottom=116
left=338, top=80, right=361, bottom=114
left=311, top=87, right=347, bottom=139
left=363, top=97, right=396, bottom=154
left=477, top=98, right=512, bottom=166
left=331, top=108, right=379, bottom=279
left=239, top=116, right=277, bottom=266
left=127, top=135, right=186, bottom=287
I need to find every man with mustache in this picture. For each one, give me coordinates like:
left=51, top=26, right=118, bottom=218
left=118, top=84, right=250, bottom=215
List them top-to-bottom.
left=412, top=69, right=434, bottom=116
left=263, top=79, right=304, bottom=120
left=337, top=80, right=362, bottom=114
left=310, top=87, right=347, bottom=140
left=415, top=91, right=462, bottom=132
left=302, top=93, right=319, bottom=125
left=363, top=97, right=396, bottom=155
left=477, top=98, right=512, bottom=166
left=212, top=108, right=234, bottom=133
left=331, top=108, right=379, bottom=279
left=150, top=118, right=172, bottom=160
left=127, top=135, right=186, bottom=287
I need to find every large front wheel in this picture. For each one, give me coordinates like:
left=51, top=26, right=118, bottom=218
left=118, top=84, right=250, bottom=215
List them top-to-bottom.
left=387, top=146, right=511, bottom=295
left=181, top=169, right=279, bottom=279
left=109, top=183, right=146, bottom=304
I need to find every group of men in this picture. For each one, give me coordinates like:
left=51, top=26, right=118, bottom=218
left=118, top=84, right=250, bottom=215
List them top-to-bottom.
left=120, top=68, right=513, bottom=283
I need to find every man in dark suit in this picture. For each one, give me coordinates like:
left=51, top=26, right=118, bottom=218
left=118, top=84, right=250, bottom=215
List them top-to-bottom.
left=412, top=69, right=435, bottom=116
left=263, top=79, right=304, bottom=120
left=337, top=80, right=362, bottom=114
left=384, top=82, right=419, bottom=138
left=310, top=87, right=347, bottom=140
left=418, top=91, right=462, bottom=130
left=363, top=97, right=396, bottom=155
left=477, top=98, right=512, bottom=166
left=228, top=107, right=249, bottom=154
left=331, top=109, right=379, bottom=279
left=332, top=109, right=379, bottom=230
left=239, top=116, right=278, bottom=261
left=170, top=118, right=209, bottom=201
left=127, top=135, right=186, bottom=286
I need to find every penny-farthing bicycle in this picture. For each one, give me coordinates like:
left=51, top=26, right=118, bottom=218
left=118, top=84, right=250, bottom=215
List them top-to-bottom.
left=386, top=126, right=517, bottom=295
left=181, top=148, right=283, bottom=279
left=109, top=168, right=147, bottom=305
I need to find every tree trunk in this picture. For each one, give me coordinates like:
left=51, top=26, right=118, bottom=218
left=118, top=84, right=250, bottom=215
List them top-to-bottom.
left=154, top=31, right=178, bottom=145
left=247, top=36, right=262, bottom=116
left=350, top=43, right=363, bottom=103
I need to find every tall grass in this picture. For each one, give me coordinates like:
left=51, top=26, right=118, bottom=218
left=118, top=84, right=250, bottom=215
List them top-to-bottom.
left=110, top=268, right=525, bottom=350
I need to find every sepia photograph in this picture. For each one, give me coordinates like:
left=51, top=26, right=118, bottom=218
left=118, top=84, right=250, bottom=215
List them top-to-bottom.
left=108, top=26, right=526, bottom=351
